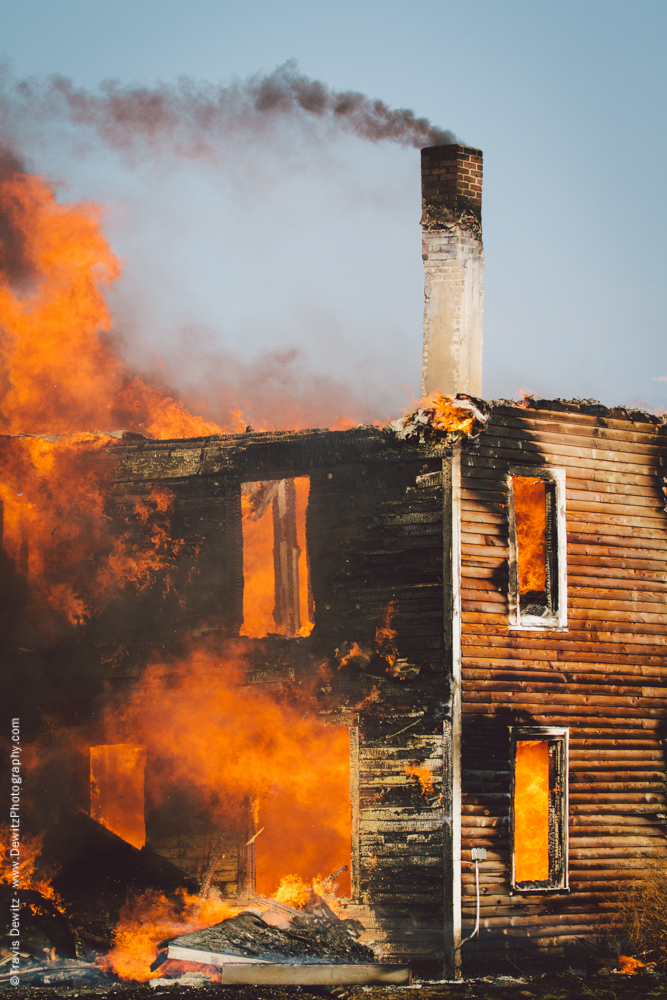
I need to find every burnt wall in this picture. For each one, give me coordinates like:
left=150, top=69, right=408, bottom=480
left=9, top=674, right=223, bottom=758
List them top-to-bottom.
left=459, top=402, right=667, bottom=972
left=106, top=428, right=455, bottom=974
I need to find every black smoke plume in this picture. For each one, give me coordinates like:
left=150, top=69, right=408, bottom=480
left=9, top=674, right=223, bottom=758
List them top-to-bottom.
left=0, top=60, right=455, bottom=160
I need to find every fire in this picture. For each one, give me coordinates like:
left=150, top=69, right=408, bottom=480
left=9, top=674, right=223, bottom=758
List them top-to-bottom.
left=1, top=160, right=367, bottom=981
left=0, top=162, right=227, bottom=625
left=0, top=164, right=220, bottom=439
left=390, top=391, right=487, bottom=443
left=428, top=392, right=480, bottom=436
left=0, top=436, right=187, bottom=629
left=512, top=476, right=547, bottom=594
left=240, top=477, right=314, bottom=638
left=375, top=600, right=398, bottom=666
left=103, top=642, right=351, bottom=897
left=513, top=740, right=549, bottom=883
left=90, top=744, right=147, bottom=850
left=405, top=763, right=434, bottom=797
left=0, top=825, right=64, bottom=910
left=0, top=826, right=43, bottom=889
left=272, top=872, right=345, bottom=911
left=272, top=874, right=315, bottom=909
left=99, top=887, right=237, bottom=982
left=618, top=955, right=652, bottom=974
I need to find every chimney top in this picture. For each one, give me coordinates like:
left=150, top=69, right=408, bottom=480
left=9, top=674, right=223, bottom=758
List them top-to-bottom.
left=421, top=144, right=483, bottom=230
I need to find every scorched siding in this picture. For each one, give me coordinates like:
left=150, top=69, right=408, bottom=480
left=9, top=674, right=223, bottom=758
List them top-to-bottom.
left=459, top=402, right=667, bottom=970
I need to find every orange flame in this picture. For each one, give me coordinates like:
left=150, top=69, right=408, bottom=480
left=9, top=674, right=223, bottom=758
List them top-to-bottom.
left=0, top=165, right=229, bottom=624
left=0, top=167, right=220, bottom=439
left=0, top=437, right=186, bottom=628
left=240, top=477, right=313, bottom=638
left=512, top=477, right=547, bottom=594
left=375, top=600, right=398, bottom=665
left=103, top=643, right=351, bottom=898
left=513, top=740, right=549, bottom=883
left=90, top=744, right=146, bottom=850
left=405, top=763, right=434, bottom=797
left=0, top=825, right=64, bottom=910
left=272, top=872, right=343, bottom=913
left=272, top=874, right=315, bottom=909
left=99, top=888, right=237, bottom=982
left=618, top=955, right=651, bottom=974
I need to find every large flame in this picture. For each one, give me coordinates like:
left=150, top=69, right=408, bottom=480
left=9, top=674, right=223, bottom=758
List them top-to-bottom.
left=1, top=162, right=358, bottom=980
left=0, top=163, right=226, bottom=625
left=0, top=165, right=220, bottom=439
left=512, top=476, right=547, bottom=594
left=103, top=643, right=351, bottom=898
left=513, top=740, right=549, bottom=883
left=90, top=744, right=146, bottom=850
left=0, top=825, right=64, bottom=909
left=99, top=888, right=237, bottom=982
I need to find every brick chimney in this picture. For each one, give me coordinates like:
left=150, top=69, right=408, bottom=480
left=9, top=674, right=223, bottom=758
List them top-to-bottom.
left=420, top=145, right=484, bottom=398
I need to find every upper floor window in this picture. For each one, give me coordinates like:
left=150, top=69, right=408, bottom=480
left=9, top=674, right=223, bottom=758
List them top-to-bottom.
left=508, top=469, right=567, bottom=630
left=240, top=477, right=314, bottom=639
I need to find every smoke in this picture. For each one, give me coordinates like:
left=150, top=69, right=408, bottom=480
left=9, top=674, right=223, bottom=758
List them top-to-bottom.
left=0, top=60, right=455, bottom=162
left=0, top=61, right=448, bottom=431
left=0, top=147, right=35, bottom=287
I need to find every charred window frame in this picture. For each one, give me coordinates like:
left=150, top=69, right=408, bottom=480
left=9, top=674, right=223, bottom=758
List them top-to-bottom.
left=508, top=467, right=567, bottom=630
left=240, top=477, right=314, bottom=639
left=510, top=727, right=569, bottom=892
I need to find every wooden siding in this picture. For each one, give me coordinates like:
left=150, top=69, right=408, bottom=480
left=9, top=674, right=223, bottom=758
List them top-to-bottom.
left=459, top=404, right=667, bottom=970
left=108, top=432, right=452, bottom=975
left=309, top=460, right=449, bottom=976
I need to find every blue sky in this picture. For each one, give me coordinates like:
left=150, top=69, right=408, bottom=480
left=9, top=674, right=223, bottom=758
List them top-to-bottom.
left=1, top=0, right=666, bottom=425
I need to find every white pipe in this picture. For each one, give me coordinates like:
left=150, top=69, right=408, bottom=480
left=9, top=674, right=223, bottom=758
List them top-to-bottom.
left=459, top=847, right=486, bottom=949
left=459, top=858, right=480, bottom=946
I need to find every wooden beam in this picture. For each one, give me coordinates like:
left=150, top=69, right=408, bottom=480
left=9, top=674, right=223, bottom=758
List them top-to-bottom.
left=219, top=963, right=411, bottom=986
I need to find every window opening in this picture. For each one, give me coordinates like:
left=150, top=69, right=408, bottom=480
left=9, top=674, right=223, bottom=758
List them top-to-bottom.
left=509, top=470, right=566, bottom=629
left=241, top=477, right=314, bottom=638
left=255, top=724, right=351, bottom=898
left=511, top=727, right=568, bottom=891
left=90, top=744, right=146, bottom=849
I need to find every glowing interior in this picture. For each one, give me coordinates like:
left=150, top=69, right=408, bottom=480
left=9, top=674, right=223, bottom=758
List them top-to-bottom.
left=240, top=476, right=313, bottom=638
left=513, top=476, right=547, bottom=595
left=255, top=724, right=352, bottom=896
left=513, top=739, right=550, bottom=883
left=90, top=744, right=146, bottom=849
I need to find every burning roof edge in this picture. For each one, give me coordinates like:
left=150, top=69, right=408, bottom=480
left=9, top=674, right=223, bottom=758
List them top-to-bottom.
left=3, top=395, right=665, bottom=456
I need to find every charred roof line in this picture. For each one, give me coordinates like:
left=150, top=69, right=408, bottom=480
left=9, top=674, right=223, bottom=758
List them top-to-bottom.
left=486, top=395, right=667, bottom=428
left=3, top=396, right=665, bottom=451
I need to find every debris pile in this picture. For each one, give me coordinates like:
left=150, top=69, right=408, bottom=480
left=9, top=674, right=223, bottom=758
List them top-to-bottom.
left=388, top=391, right=487, bottom=444
left=153, top=893, right=375, bottom=971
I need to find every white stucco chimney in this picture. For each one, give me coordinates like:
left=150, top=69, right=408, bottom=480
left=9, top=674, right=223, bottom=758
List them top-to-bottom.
left=421, top=145, right=484, bottom=398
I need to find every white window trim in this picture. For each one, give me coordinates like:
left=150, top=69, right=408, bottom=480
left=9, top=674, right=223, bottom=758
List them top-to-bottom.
left=507, top=466, right=567, bottom=631
left=509, top=726, right=569, bottom=893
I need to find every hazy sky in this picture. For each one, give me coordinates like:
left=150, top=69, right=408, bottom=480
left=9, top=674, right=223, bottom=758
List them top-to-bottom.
left=1, top=0, right=666, bottom=425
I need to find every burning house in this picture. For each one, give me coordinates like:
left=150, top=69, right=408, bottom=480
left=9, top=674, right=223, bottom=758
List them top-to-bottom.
left=2, top=143, right=667, bottom=982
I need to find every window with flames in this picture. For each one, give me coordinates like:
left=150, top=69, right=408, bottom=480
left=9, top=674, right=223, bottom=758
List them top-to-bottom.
left=508, top=469, right=567, bottom=630
left=240, top=477, right=314, bottom=639
left=510, top=727, right=569, bottom=892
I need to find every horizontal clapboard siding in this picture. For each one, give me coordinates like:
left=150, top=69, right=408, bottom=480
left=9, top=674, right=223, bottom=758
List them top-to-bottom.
left=460, top=403, right=667, bottom=970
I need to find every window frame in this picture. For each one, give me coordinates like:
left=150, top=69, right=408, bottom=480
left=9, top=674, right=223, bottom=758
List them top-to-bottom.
left=507, top=466, right=567, bottom=631
left=239, top=475, right=313, bottom=639
left=509, top=726, right=569, bottom=893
